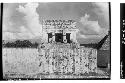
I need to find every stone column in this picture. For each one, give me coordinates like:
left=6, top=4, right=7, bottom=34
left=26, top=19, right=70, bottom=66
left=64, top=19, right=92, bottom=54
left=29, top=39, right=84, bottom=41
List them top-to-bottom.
left=63, top=31, right=67, bottom=43
left=52, top=32, right=55, bottom=42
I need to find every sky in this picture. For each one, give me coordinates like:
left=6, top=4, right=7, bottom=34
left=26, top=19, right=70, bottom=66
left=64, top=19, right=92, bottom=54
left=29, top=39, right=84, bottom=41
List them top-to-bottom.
left=2, top=2, right=110, bottom=44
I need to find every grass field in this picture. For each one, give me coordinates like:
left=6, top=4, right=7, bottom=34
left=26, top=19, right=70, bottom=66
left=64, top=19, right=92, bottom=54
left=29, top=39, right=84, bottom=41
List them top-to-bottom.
left=2, top=48, right=40, bottom=75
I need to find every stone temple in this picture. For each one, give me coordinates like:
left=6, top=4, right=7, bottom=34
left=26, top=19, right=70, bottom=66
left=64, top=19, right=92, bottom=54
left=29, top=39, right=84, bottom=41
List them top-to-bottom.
left=37, top=20, right=98, bottom=77
left=42, top=20, right=79, bottom=43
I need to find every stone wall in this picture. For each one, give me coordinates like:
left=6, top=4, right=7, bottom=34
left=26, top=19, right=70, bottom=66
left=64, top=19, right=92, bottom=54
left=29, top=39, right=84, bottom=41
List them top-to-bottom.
left=3, top=44, right=97, bottom=77
left=38, top=44, right=97, bottom=75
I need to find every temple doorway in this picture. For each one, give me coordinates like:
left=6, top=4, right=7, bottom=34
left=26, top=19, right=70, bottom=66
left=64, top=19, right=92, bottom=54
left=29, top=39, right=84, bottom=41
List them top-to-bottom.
left=55, top=33, right=63, bottom=43
left=66, top=33, right=71, bottom=43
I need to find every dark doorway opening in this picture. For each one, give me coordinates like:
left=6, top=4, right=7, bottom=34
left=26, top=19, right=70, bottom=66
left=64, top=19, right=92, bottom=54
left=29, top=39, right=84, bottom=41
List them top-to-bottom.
left=48, top=33, right=52, bottom=43
left=55, top=33, right=63, bottom=43
left=66, top=33, right=71, bottom=43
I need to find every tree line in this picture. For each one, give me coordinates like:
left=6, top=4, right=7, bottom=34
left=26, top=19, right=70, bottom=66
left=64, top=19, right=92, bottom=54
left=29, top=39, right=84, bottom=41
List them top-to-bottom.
left=2, top=34, right=109, bottom=49
left=2, top=40, right=39, bottom=48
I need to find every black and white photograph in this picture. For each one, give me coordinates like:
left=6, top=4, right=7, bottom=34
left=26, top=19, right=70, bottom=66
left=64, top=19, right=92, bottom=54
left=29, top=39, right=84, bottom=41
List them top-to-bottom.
left=2, top=2, right=111, bottom=80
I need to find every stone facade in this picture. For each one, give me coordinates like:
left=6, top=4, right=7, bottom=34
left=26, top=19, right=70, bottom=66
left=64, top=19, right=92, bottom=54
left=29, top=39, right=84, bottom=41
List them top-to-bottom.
left=38, top=20, right=98, bottom=75
left=42, top=20, right=79, bottom=43
left=38, top=44, right=97, bottom=74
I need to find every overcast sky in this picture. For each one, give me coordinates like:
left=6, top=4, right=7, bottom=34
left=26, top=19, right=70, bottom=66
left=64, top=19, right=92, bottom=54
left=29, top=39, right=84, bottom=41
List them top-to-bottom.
left=2, top=2, right=110, bottom=44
